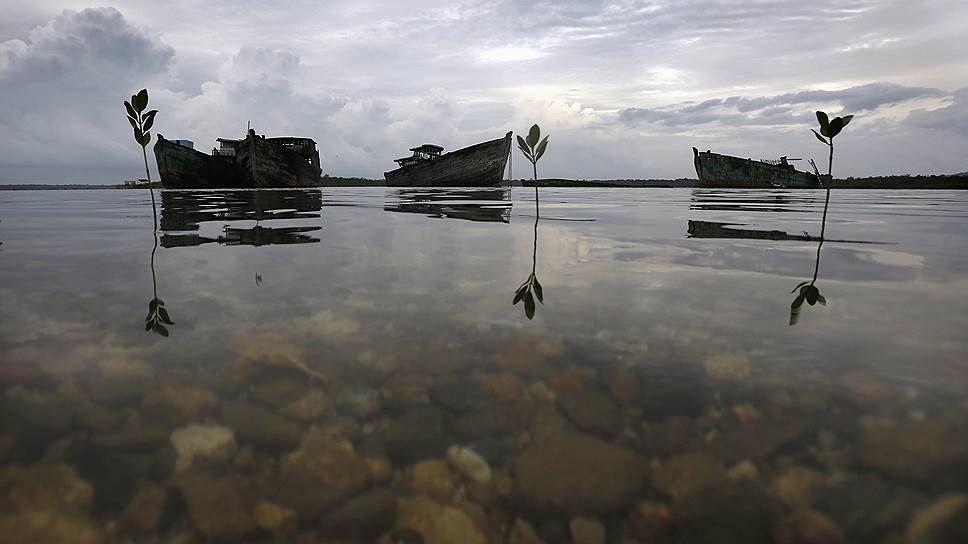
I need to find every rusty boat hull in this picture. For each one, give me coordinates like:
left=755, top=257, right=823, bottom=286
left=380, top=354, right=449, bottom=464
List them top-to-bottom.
left=155, top=131, right=321, bottom=189
left=385, top=132, right=512, bottom=187
left=236, top=134, right=322, bottom=188
left=154, top=137, right=239, bottom=189
left=693, top=147, right=820, bottom=189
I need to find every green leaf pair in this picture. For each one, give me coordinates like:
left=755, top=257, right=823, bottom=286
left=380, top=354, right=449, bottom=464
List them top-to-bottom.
left=124, top=89, right=155, bottom=148
left=815, top=111, right=853, bottom=140
left=518, top=124, right=549, bottom=165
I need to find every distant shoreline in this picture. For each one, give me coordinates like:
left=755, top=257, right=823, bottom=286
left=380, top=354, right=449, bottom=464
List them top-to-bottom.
left=2, top=173, right=967, bottom=190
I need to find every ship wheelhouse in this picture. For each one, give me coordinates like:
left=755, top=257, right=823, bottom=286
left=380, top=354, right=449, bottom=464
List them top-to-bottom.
left=394, top=144, right=444, bottom=168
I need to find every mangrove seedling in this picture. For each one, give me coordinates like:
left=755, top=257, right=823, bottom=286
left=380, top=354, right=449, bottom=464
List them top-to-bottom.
left=124, top=89, right=159, bottom=230
left=812, top=111, right=852, bottom=179
left=517, top=124, right=549, bottom=181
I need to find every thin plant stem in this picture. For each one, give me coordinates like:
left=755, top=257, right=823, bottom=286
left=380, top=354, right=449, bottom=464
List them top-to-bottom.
left=827, top=142, right=834, bottom=178
left=142, top=144, right=157, bottom=231
left=813, top=179, right=832, bottom=284
left=532, top=185, right=539, bottom=275
left=150, top=230, right=159, bottom=300
left=811, top=237, right=824, bottom=285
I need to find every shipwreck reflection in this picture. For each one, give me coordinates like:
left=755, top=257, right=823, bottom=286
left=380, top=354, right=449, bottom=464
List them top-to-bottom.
left=383, top=188, right=512, bottom=223
left=159, top=189, right=323, bottom=247
left=689, top=189, right=812, bottom=213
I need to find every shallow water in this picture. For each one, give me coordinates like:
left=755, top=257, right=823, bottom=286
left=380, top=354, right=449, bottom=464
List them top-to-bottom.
left=1, top=187, right=967, bottom=543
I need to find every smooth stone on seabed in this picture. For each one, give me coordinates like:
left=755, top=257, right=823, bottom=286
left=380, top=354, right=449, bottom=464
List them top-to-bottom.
left=141, top=385, right=218, bottom=423
left=557, top=388, right=625, bottom=438
left=280, top=389, right=331, bottom=422
left=219, top=400, right=302, bottom=451
left=858, top=417, right=968, bottom=484
left=170, top=423, right=237, bottom=471
left=273, top=428, right=373, bottom=519
left=513, top=430, right=649, bottom=516
left=447, top=445, right=492, bottom=483
left=651, top=454, right=727, bottom=500
left=407, top=459, right=458, bottom=502
left=0, top=462, right=94, bottom=514
left=176, top=472, right=258, bottom=542
left=811, top=475, right=926, bottom=543
left=670, top=481, right=778, bottom=544
left=117, top=483, right=168, bottom=537
left=319, top=488, right=398, bottom=539
left=905, top=494, right=968, bottom=544
left=396, top=495, right=489, bottom=544
left=254, top=501, right=297, bottom=536
left=0, top=509, right=104, bottom=544
left=774, top=509, right=847, bottom=544
left=569, top=517, right=606, bottom=544
left=508, top=518, right=544, bottom=544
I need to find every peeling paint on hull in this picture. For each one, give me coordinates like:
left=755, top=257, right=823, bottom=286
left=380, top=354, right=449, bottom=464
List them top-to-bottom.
left=154, top=132, right=321, bottom=189
left=385, top=133, right=512, bottom=187
left=153, top=137, right=239, bottom=189
left=693, top=147, right=820, bottom=188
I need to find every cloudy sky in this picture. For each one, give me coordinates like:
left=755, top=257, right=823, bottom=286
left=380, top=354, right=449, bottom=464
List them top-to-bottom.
left=1, top=0, right=966, bottom=183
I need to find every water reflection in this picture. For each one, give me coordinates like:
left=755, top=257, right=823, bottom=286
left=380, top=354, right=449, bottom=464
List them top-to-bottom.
left=513, top=186, right=544, bottom=319
left=383, top=188, right=512, bottom=223
left=790, top=188, right=833, bottom=326
left=3, top=189, right=967, bottom=543
left=159, top=189, right=323, bottom=247
left=689, top=190, right=811, bottom=213
left=688, top=220, right=821, bottom=241
left=144, top=231, right=174, bottom=337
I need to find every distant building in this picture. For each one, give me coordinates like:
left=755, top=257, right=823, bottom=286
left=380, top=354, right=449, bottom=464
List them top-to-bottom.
left=173, top=139, right=194, bottom=150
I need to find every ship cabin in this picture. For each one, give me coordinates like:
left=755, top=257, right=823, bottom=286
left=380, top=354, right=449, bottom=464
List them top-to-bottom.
left=266, top=137, right=321, bottom=171
left=214, top=138, right=241, bottom=157
left=394, top=144, right=444, bottom=168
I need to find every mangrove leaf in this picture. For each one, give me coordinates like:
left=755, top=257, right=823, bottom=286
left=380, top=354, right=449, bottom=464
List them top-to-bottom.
left=134, top=89, right=149, bottom=112
left=527, top=124, right=540, bottom=149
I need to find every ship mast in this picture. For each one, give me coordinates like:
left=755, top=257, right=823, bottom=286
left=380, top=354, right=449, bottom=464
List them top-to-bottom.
left=506, top=144, right=512, bottom=183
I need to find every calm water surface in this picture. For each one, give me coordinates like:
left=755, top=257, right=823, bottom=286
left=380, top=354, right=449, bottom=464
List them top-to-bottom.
left=1, top=187, right=967, bottom=543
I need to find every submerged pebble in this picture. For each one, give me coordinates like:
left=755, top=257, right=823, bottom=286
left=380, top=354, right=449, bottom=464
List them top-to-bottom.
left=170, top=423, right=236, bottom=472
left=447, top=445, right=492, bottom=483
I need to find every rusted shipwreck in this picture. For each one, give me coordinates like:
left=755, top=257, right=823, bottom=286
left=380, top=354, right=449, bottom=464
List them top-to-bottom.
left=154, top=129, right=321, bottom=189
left=384, top=132, right=512, bottom=187
left=692, top=148, right=821, bottom=188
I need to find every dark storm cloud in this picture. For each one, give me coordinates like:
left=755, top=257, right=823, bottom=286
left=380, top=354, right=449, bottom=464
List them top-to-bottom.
left=1, top=1, right=966, bottom=181
left=0, top=7, right=174, bottom=179
left=0, top=7, right=172, bottom=82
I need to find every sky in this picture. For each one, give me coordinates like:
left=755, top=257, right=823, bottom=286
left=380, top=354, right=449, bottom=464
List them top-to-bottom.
left=0, top=0, right=966, bottom=183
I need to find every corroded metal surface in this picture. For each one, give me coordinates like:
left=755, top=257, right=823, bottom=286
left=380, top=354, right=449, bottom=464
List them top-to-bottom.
left=155, top=131, right=321, bottom=189
left=237, top=132, right=321, bottom=188
left=385, top=132, right=512, bottom=187
left=154, top=136, right=239, bottom=189
left=693, top=147, right=820, bottom=188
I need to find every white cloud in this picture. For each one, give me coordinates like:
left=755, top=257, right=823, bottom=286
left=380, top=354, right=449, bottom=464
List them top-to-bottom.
left=1, top=1, right=966, bottom=182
